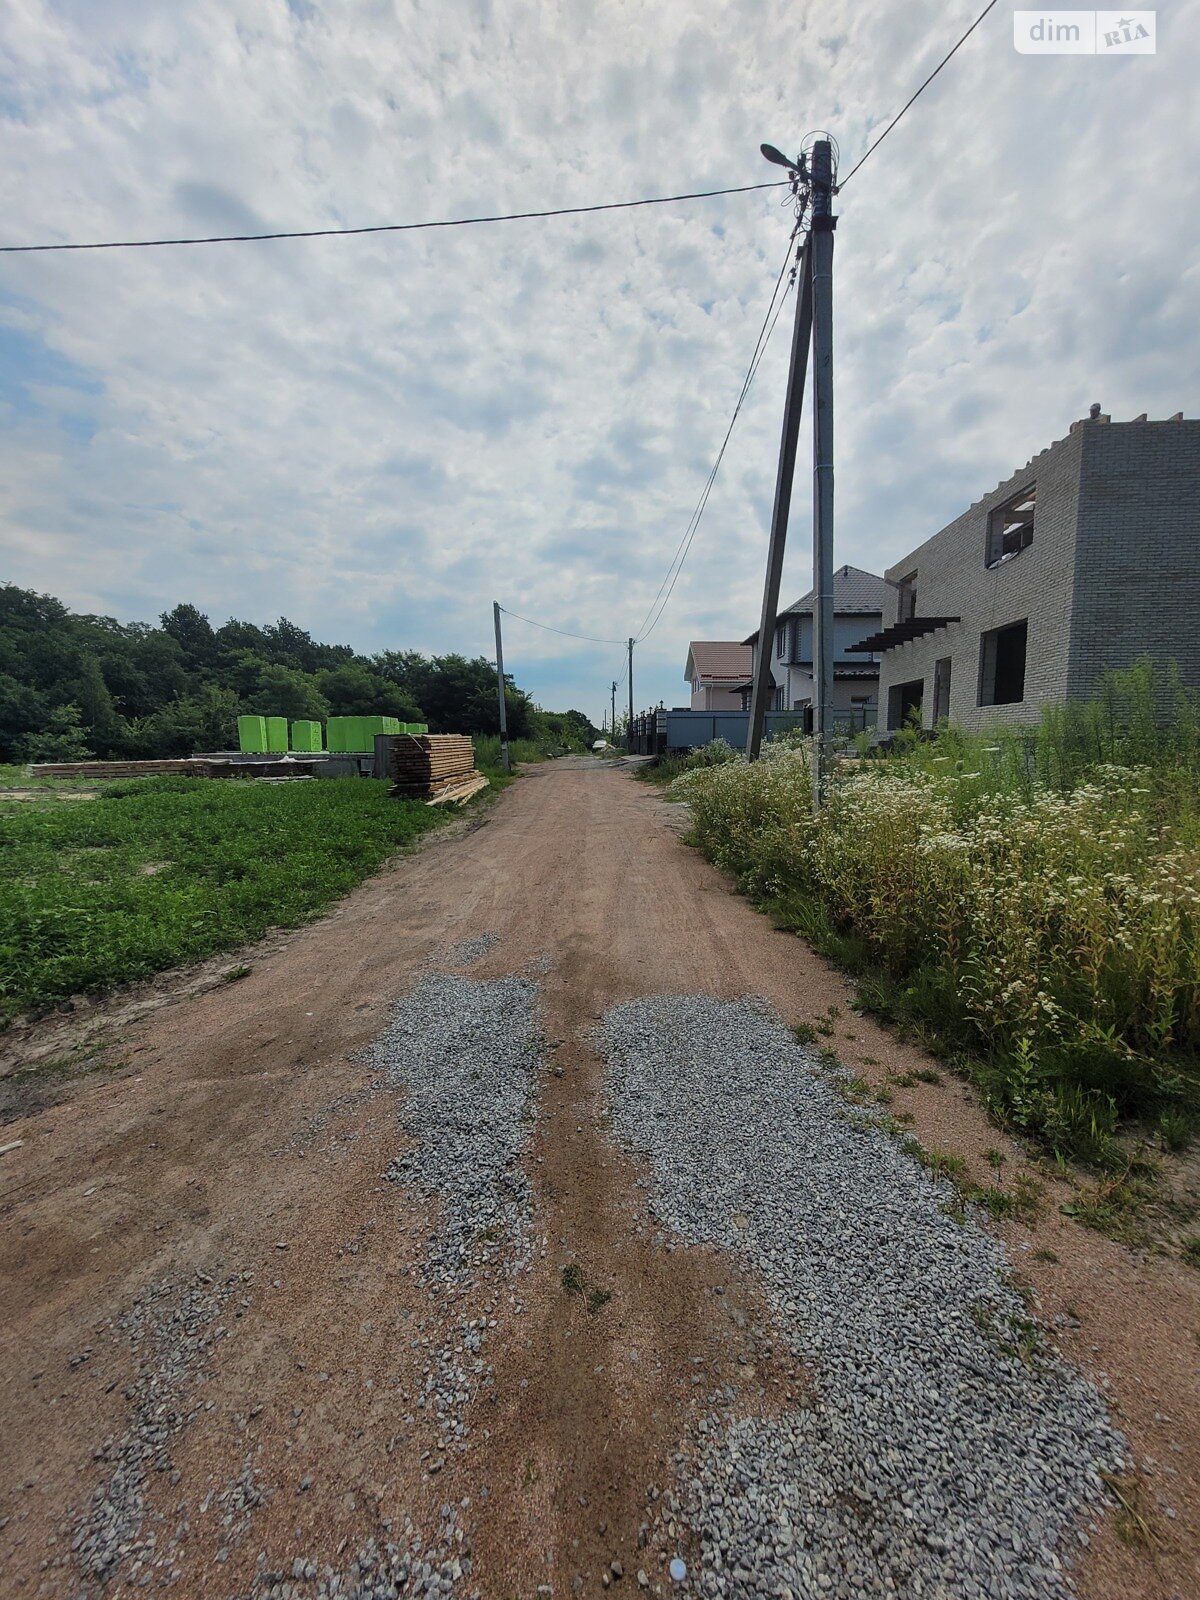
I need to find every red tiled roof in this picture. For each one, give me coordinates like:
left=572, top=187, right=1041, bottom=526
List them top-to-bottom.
left=686, top=641, right=753, bottom=682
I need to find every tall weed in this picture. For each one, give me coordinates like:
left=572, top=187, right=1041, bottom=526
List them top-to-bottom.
left=676, top=665, right=1200, bottom=1161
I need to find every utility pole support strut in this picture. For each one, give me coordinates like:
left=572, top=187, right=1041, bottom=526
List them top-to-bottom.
left=745, top=233, right=814, bottom=762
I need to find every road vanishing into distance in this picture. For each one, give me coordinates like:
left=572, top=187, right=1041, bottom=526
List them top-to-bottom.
left=3, top=760, right=1198, bottom=1600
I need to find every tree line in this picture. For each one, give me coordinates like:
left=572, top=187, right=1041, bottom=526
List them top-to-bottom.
left=0, top=585, right=596, bottom=762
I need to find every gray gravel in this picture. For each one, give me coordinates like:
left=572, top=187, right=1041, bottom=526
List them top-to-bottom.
left=445, top=932, right=501, bottom=967
left=294, top=970, right=543, bottom=1600
left=372, top=973, right=540, bottom=1286
left=241, top=974, right=542, bottom=1600
left=600, top=994, right=1126, bottom=1600
left=70, top=1268, right=247, bottom=1592
left=247, top=1504, right=471, bottom=1600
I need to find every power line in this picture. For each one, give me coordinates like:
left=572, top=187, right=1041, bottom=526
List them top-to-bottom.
left=838, top=0, right=1000, bottom=189
left=632, top=2, right=1000, bottom=651
left=0, top=179, right=791, bottom=255
left=633, top=225, right=800, bottom=644
left=502, top=247, right=791, bottom=672
left=499, top=607, right=627, bottom=646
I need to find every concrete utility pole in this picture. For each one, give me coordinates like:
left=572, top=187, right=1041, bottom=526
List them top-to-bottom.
left=809, top=139, right=837, bottom=809
left=745, top=230, right=814, bottom=762
left=492, top=601, right=510, bottom=773
left=627, top=639, right=635, bottom=749
left=611, top=679, right=617, bottom=742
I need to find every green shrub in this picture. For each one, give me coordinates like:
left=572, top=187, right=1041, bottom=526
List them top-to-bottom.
left=675, top=666, right=1200, bottom=1164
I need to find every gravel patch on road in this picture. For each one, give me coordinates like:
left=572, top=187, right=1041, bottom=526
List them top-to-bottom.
left=445, top=932, right=500, bottom=967
left=340, top=972, right=543, bottom=1598
left=372, top=973, right=540, bottom=1286
left=238, top=976, right=542, bottom=1600
left=601, top=995, right=1126, bottom=1600
left=70, top=1268, right=248, bottom=1592
left=246, top=1505, right=472, bottom=1600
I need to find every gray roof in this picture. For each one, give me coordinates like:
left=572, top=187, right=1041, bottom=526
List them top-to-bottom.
left=781, top=564, right=891, bottom=616
left=743, top=565, right=891, bottom=644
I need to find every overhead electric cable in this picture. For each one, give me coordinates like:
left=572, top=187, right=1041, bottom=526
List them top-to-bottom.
left=838, top=0, right=1000, bottom=188
left=0, top=180, right=790, bottom=255
left=632, top=225, right=800, bottom=644
left=499, top=607, right=627, bottom=647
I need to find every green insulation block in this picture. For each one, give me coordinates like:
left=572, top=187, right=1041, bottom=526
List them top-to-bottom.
left=326, top=714, right=408, bottom=752
left=237, top=715, right=268, bottom=754
left=264, top=716, right=288, bottom=754
left=354, top=716, right=391, bottom=749
left=290, top=720, right=323, bottom=753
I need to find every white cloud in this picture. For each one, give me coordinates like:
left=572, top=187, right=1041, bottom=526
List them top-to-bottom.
left=0, top=0, right=1198, bottom=720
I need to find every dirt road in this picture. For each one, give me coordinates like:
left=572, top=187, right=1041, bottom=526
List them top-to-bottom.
left=2, top=760, right=1198, bottom=1600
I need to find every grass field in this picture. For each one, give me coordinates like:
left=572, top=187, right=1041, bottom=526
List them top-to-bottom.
left=0, top=773, right=498, bottom=1022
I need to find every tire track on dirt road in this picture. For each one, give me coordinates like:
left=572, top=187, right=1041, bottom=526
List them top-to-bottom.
left=2, top=759, right=1197, bottom=1599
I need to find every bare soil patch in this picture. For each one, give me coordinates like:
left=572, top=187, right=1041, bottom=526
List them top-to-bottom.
left=1, top=761, right=1196, bottom=1598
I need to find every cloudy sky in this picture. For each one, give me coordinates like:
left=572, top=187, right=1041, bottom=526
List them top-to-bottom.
left=1, top=0, right=1197, bottom=723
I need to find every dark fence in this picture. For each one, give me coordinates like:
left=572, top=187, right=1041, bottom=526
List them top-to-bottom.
left=626, top=705, right=877, bottom=755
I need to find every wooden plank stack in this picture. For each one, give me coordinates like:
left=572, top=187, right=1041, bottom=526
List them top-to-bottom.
left=383, top=735, right=486, bottom=804
left=27, top=758, right=321, bottom=780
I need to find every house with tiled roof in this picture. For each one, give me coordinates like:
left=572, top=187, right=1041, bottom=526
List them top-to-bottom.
left=744, top=564, right=891, bottom=732
left=684, top=641, right=754, bottom=710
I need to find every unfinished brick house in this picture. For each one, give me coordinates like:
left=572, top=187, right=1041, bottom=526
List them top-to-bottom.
left=854, top=408, right=1200, bottom=732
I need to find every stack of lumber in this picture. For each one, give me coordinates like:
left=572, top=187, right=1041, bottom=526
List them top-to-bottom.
left=384, top=735, right=488, bottom=805
left=27, top=758, right=321, bottom=781
left=30, top=758, right=216, bottom=779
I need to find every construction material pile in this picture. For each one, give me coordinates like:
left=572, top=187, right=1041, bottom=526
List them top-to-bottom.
left=384, top=735, right=489, bottom=806
left=27, top=758, right=320, bottom=781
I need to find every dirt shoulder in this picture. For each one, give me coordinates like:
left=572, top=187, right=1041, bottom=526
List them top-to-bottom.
left=1, top=760, right=1196, bottom=1598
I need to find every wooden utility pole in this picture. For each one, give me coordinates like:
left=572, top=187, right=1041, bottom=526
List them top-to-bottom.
left=809, top=139, right=837, bottom=809
left=745, top=231, right=814, bottom=762
left=492, top=601, right=510, bottom=773
left=627, top=639, right=635, bottom=749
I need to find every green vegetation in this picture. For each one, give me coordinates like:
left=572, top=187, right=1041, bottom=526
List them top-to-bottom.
left=0, top=584, right=597, bottom=763
left=674, top=664, right=1200, bottom=1170
left=471, top=717, right=597, bottom=768
left=637, top=738, right=742, bottom=787
left=0, top=776, right=477, bottom=1021
left=559, top=1261, right=612, bottom=1315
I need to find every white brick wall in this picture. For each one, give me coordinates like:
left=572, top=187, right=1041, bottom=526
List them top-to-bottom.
left=877, top=419, right=1200, bottom=733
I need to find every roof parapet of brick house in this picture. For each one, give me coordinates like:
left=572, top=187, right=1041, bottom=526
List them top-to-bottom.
left=863, top=407, right=1200, bottom=735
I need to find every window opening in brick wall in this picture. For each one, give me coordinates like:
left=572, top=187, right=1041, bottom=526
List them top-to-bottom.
left=986, top=486, right=1036, bottom=567
left=897, top=572, right=917, bottom=621
left=979, top=619, right=1028, bottom=706
left=933, top=657, right=952, bottom=722
left=887, top=678, right=923, bottom=730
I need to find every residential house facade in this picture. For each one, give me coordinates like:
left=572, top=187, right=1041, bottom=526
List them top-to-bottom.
left=859, top=409, right=1200, bottom=732
left=746, top=564, right=890, bottom=732
left=684, top=641, right=753, bottom=710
